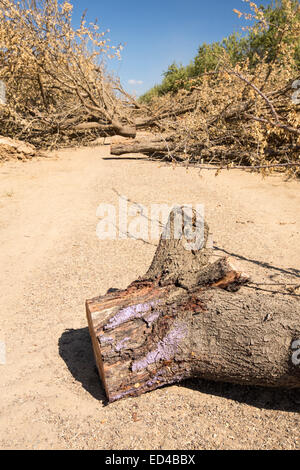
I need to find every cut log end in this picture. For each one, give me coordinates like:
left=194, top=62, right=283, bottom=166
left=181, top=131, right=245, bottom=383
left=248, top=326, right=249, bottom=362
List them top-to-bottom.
left=86, top=210, right=300, bottom=402
left=86, top=276, right=300, bottom=403
left=86, top=282, right=180, bottom=403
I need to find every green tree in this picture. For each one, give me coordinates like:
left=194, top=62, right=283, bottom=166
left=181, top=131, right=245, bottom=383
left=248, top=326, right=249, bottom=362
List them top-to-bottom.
left=140, top=0, right=300, bottom=102
left=245, top=0, right=300, bottom=67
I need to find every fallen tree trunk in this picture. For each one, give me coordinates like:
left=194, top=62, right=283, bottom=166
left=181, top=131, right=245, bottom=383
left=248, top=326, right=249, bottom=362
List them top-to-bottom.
left=72, top=121, right=137, bottom=138
left=110, top=136, right=298, bottom=166
left=110, top=137, right=173, bottom=156
left=86, top=208, right=300, bottom=402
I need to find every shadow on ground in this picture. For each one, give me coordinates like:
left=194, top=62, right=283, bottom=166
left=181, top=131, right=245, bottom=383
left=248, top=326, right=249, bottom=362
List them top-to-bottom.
left=102, top=156, right=149, bottom=161
left=59, top=327, right=106, bottom=403
left=59, top=327, right=300, bottom=412
left=183, top=378, right=300, bottom=413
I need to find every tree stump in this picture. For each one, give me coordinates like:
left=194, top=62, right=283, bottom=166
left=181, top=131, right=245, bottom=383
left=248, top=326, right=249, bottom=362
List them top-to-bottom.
left=86, top=208, right=300, bottom=402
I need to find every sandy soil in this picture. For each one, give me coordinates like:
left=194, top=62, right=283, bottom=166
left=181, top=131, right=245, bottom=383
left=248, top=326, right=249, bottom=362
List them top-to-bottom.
left=0, top=145, right=299, bottom=450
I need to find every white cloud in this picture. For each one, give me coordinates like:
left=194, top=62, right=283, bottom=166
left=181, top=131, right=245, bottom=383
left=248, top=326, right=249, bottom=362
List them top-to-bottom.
left=128, top=79, right=143, bottom=85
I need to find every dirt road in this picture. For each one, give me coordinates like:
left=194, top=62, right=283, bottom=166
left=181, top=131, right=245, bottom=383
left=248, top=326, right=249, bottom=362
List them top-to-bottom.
left=0, top=145, right=299, bottom=449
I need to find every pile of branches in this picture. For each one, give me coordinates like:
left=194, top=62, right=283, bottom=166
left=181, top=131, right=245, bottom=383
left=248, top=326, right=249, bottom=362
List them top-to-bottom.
left=0, top=0, right=142, bottom=148
left=0, top=0, right=299, bottom=177
left=0, top=0, right=191, bottom=149
left=111, top=1, right=300, bottom=177
left=114, top=65, right=300, bottom=176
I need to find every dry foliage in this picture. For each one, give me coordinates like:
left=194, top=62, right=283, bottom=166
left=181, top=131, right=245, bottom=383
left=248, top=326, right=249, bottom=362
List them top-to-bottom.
left=0, top=0, right=138, bottom=148
left=0, top=0, right=299, bottom=177
left=138, top=0, right=300, bottom=177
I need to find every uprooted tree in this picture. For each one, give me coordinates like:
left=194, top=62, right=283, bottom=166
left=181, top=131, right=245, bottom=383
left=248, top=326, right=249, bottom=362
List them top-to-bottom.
left=86, top=207, right=300, bottom=403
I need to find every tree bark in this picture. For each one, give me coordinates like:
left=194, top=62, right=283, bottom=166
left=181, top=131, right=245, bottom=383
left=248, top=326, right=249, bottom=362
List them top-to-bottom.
left=73, top=121, right=137, bottom=138
left=111, top=137, right=173, bottom=156
left=86, top=208, right=300, bottom=402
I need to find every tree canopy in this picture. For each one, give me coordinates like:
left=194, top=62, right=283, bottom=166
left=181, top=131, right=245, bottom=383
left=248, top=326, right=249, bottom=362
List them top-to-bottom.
left=140, top=0, right=300, bottom=103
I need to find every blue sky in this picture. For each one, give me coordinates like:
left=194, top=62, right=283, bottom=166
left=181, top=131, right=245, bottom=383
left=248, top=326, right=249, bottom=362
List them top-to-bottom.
left=71, top=0, right=271, bottom=96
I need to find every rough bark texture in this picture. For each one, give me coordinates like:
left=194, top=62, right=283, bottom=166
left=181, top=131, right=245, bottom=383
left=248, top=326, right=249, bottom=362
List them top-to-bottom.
left=73, top=121, right=137, bottom=138
left=111, top=138, right=172, bottom=156
left=143, top=206, right=211, bottom=287
left=86, top=207, right=300, bottom=402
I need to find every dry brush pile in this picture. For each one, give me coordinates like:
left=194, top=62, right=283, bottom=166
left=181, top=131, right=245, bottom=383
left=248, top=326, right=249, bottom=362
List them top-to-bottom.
left=0, top=0, right=299, bottom=177
left=0, top=0, right=141, bottom=148
left=111, top=1, right=300, bottom=177
left=125, top=62, right=300, bottom=177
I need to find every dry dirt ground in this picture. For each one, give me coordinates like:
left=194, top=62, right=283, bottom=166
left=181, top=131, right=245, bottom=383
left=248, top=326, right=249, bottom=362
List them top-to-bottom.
left=0, top=145, right=299, bottom=450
